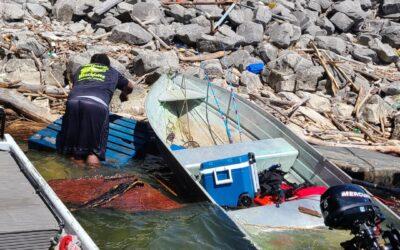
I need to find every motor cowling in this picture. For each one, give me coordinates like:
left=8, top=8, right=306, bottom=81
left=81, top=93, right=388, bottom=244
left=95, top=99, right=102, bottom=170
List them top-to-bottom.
left=320, top=184, right=384, bottom=230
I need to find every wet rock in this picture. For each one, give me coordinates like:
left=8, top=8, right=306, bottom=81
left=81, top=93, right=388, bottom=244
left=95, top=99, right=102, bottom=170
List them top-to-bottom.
left=53, top=0, right=76, bottom=22
left=381, top=0, right=400, bottom=16
left=131, top=2, right=163, bottom=24
left=1, top=3, right=25, bottom=21
left=26, top=3, right=47, bottom=19
left=165, top=4, right=196, bottom=23
left=254, top=6, right=272, bottom=27
left=228, top=8, right=253, bottom=26
left=330, top=12, right=354, bottom=32
left=98, top=15, right=121, bottom=31
left=236, top=21, right=264, bottom=45
left=109, top=22, right=152, bottom=45
left=269, top=22, right=296, bottom=49
left=149, top=24, right=175, bottom=43
left=176, top=24, right=209, bottom=45
left=197, top=25, right=244, bottom=52
left=381, top=26, right=400, bottom=49
left=315, top=36, right=347, bottom=55
left=368, top=38, right=399, bottom=63
left=256, top=42, right=279, bottom=63
left=352, top=46, right=378, bottom=63
left=131, top=50, right=179, bottom=76
left=201, top=59, right=223, bottom=79
left=240, top=71, right=263, bottom=93
left=297, top=91, right=331, bottom=113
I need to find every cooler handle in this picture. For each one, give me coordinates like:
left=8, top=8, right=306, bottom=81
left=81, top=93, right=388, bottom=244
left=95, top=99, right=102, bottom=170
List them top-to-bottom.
left=213, top=168, right=233, bottom=185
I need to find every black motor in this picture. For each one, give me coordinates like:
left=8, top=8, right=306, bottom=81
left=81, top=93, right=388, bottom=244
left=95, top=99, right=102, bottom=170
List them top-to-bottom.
left=320, top=184, right=383, bottom=230
left=321, top=184, right=400, bottom=250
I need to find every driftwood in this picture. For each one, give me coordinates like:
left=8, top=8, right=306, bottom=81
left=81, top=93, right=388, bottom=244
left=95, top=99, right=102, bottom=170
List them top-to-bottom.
left=93, top=0, right=123, bottom=16
left=131, top=15, right=171, bottom=50
left=310, top=41, right=340, bottom=95
left=178, top=51, right=227, bottom=61
left=354, top=86, right=373, bottom=119
left=0, top=88, right=52, bottom=123
left=286, top=97, right=310, bottom=119
left=298, top=106, right=337, bottom=130
left=355, top=122, right=378, bottom=143
left=304, top=136, right=400, bottom=155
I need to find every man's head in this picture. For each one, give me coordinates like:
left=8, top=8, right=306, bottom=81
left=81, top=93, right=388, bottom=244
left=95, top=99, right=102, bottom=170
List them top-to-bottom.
left=90, top=54, right=110, bottom=67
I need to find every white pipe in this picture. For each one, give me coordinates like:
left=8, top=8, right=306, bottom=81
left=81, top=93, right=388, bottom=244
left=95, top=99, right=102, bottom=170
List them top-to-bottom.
left=4, top=134, right=99, bottom=250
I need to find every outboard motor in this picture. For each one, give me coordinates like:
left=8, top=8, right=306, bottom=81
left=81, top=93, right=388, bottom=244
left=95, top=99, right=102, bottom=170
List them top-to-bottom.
left=320, top=184, right=400, bottom=250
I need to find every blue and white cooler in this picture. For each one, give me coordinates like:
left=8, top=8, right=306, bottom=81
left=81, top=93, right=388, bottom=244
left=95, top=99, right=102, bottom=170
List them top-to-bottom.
left=200, top=153, right=259, bottom=208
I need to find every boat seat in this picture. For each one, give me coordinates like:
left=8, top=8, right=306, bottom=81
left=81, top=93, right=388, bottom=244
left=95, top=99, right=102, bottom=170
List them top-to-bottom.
left=158, top=88, right=206, bottom=102
left=173, top=138, right=299, bottom=175
left=227, top=195, right=324, bottom=229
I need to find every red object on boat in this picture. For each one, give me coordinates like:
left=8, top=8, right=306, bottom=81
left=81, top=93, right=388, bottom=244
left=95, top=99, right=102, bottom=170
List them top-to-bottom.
left=48, top=175, right=182, bottom=212
left=293, top=186, right=327, bottom=198
left=254, top=195, right=275, bottom=205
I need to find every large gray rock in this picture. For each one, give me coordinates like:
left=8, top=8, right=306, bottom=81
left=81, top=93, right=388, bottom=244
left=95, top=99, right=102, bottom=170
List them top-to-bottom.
left=53, top=0, right=76, bottom=22
left=318, top=0, right=333, bottom=10
left=333, top=0, right=366, bottom=20
left=382, top=0, right=400, bottom=16
left=117, top=2, right=134, bottom=14
left=131, top=2, right=163, bottom=24
left=1, top=3, right=25, bottom=21
left=26, top=3, right=47, bottom=19
left=165, top=4, right=196, bottom=23
left=254, top=6, right=272, bottom=26
left=228, top=8, right=253, bottom=26
left=293, top=10, right=314, bottom=32
left=330, top=12, right=354, bottom=32
left=98, top=15, right=121, bottom=30
left=191, top=15, right=211, bottom=27
left=316, top=17, right=335, bottom=34
left=236, top=21, right=264, bottom=45
left=269, top=22, right=296, bottom=49
left=109, top=23, right=152, bottom=45
left=149, top=24, right=176, bottom=43
left=176, top=24, right=209, bottom=45
left=304, top=24, right=328, bottom=37
left=197, top=25, right=245, bottom=52
left=381, top=26, right=400, bottom=49
left=13, top=32, right=46, bottom=57
left=315, top=36, right=347, bottom=55
left=368, top=38, right=399, bottom=63
left=256, top=42, right=279, bottom=63
left=352, top=46, right=378, bottom=63
left=221, top=49, right=261, bottom=71
left=132, top=50, right=179, bottom=76
left=201, top=59, right=224, bottom=78
left=240, top=71, right=263, bottom=93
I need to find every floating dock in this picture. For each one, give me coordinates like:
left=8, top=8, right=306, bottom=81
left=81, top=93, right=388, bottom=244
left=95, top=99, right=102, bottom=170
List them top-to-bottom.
left=0, top=134, right=98, bottom=249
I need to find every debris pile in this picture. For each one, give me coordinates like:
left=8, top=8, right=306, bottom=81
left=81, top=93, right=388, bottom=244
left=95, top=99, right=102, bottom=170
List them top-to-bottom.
left=1, top=0, right=400, bottom=157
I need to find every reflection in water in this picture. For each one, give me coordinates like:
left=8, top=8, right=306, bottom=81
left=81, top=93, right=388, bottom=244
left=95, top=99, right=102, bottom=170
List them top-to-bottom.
left=24, top=144, right=352, bottom=250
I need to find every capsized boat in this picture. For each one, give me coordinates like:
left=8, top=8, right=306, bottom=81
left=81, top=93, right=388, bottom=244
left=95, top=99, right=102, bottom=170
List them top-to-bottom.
left=145, top=74, right=400, bottom=248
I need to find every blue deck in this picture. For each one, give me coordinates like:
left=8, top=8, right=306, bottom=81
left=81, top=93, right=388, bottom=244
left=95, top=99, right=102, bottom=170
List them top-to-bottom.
left=28, top=114, right=148, bottom=167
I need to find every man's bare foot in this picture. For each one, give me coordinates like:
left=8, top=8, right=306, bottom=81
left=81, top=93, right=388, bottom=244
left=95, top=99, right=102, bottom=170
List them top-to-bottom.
left=87, top=154, right=100, bottom=167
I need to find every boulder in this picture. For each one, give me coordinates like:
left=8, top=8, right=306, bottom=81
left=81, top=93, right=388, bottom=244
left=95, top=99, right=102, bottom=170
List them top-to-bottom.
left=53, top=0, right=76, bottom=22
left=308, top=0, right=321, bottom=12
left=318, top=0, right=333, bottom=10
left=332, top=0, right=366, bottom=21
left=359, top=0, right=372, bottom=10
left=381, top=0, right=400, bottom=16
left=117, top=2, right=134, bottom=14
left=131, top=2, right=163, bottom=24
left=1, top=3, right=25, bottom=21
left=26, top=3, right=47, bottom=19
left=165, top=4, right=196, bottom=23
left=196, top=4, right=223, bottom=19
left=254, top=6, right=272, bottom=26
left=228, top=8, right=253, bottom=26
left=293, top=10, right=314, bottom=31
left=330, top=12, right=354, bottom=32
left=98, top=15, right=121, bottom=31
left=191, top=15, right=211, bottom=27
left=316, top=17, right=335, bottom=34
left=236, top=21, right=264, bottom=45
left=69, top=22, right=86, bottom=33
left=269, top=22, right=295, bottom=49
left=109, top=23, right=152, bottom=45
left=149, top=24, right=176, bottom=43
left=176, top=24, right=209, bottom=45
left=304, top=24, right=328, bottom=37
left=197, top=25, right=244, bottom=52
left=381, top=26, right=400, bottom=49
left=13, top=32, right=46, bottom=57
left=315, top=36, right=347, bottom=55
left=368, top=38, right=399, bottom=63
left=256, top=42, right=279, bottom=63
left=352, top=46, right=378, bottom=63
left=221, top=49, right=261, bottom=71
left=131, top=50, right=179, bottom=76
left=5, top=59, right=37, bottom=73
left=201, top=59, right=224, bottom=79
left=180, top=66, right=205, bottom=80
left=265, top=69, right=297, bottom=92
left=240, top=71, right=263, bottom=93
left=381, top=81, right=400, bottom=96
left=297, top=91, right=331, bottom=113
left=361, top=95, right=395, bottom=124
left=332, top=102, right=354, bottom=118
left=392, top=113, right=400, bottom=140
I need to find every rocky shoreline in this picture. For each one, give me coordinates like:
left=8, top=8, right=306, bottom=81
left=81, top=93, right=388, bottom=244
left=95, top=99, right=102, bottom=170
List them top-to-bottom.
left=1, top=0, right=400, bottom=181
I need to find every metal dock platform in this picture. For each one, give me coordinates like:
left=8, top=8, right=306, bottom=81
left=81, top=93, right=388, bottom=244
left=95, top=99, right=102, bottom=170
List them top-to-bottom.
left=0, top=133, right=98, bottom=249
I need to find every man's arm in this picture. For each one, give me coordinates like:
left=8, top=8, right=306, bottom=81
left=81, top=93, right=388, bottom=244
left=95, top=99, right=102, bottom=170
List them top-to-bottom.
left=119, top=80, right=134, bottom=102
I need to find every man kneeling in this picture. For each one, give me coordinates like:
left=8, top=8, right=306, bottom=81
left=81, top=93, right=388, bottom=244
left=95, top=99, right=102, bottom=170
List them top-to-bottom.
left=57, top=54, right=134, bottom=166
